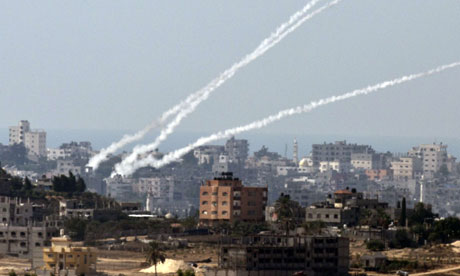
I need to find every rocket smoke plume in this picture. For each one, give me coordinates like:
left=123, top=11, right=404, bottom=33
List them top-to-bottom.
left=88, top=0, right=327, bottom=171
left=113, top=0, right=342, bottom=175
left=117, top=61, right=460, bottom=176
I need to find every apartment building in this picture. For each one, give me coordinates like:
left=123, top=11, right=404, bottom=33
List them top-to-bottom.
left=9, top=120, right=47, bottom=158
left=225, top=137, right=249, bottom=164
left=311, top=141, right=373, bottom=167
left=408, top=143, right=449, bottom=178
left=193, top=145, right=225, bottom=165
left=391, top=157, right=423, bottom=181
left=199, top=172, right=267, bottom=225
left=105, top=175, right=133, bottom=200
left=134, top=177, right=176, bottom=201
left=305, top=188, right=389, bottom=226
left=0, top=197, right=57, bottom=267
left=59, top=199, right=94, bottom=219
left=207, top=235, right=349, bottom=276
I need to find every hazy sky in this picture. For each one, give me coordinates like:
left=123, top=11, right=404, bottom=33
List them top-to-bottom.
left=1, top=1, right=460, bottom=141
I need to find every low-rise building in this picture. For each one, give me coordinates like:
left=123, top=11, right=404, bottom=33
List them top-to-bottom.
left=42, top=235, right=97, bottom=275
left=206, top=235, right=349, bottom=276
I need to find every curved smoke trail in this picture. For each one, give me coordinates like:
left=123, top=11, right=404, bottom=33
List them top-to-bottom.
left=87, top=0, right=325, bottom=170
left=114, top=0, right=342, bottom=175
left=116, top=61, right=460, bottom=176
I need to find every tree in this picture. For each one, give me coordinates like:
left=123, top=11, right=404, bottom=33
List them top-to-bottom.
left=52, top=173, right=86, bottom=194
left=24, top=177, right=33, bottom=191
left=274, top=194, right=303, bottom=235
left=400, top=197, right=407, bottom=227
left=409, top=203, right=436, bottom=226
left=366, top=239, right=385, bottom=251
left=145, top=241, right=166, bottom=276
left=177, top=269, right=195, bottom=276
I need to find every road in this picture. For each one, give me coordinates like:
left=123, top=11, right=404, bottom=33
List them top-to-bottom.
left=411, top=265, right=460, bottom=275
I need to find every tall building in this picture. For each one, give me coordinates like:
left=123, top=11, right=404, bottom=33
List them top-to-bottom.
left=9, top=120, right=47, bottom=158
left=9, top=120, right=30, bottom=145
left=225, top=137, right=249, bottom=164
left=311, top=141, right=373, bottom=167
left=408, top=143, right=448, bottom=178
left=390, top=157, right=423, bottom=181
left=199, top=172, right=267, bottom=225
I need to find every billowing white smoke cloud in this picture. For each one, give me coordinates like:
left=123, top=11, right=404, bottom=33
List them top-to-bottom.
left=113, top=0, right=342, bottom=175
left=119, top=61, right=460, bottom=175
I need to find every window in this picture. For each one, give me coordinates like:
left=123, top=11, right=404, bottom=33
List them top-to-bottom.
left=202, top=191, right=208, bottom=196
left=212, top=192, right=218, bottom=196
left=222, top=192, right=228, bottom=196
left=201, top=201, right=208, bottom=205
left=222, top=201, right=228, bottom=206
left=248, top=201, right=257, bottom=206
left=212, top=202, right=217, bottom=207
left=248, top=210, right=256, bottom=216
left=201, top=211, right=208, bottom=215
left=211, top=211, right=217, bottom=215
left=222, top=211, right=228, bottom=215
left=308, top=213, right=313, bottom=219
left=317, top=214, right=321, bottom=219
left=35, top=242, right=41, bottom=247
left=48, top=254, right=54, bottom=258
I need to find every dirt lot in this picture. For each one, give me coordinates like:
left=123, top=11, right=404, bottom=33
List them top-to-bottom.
left=0, top=241, right=219, bottom=276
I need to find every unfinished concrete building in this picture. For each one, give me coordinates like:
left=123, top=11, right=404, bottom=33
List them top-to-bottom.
left=205, top=235, right=349, bottom=276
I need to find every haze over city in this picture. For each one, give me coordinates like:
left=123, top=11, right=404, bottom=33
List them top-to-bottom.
left=1, top=1, right=460, bottom=276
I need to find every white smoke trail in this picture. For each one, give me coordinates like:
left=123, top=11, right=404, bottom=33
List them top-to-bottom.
left=87, top=0, right=326, bottom=170
left=113, top=0, right=342, bottom=175
left=119, top=61, right=460, bottom=175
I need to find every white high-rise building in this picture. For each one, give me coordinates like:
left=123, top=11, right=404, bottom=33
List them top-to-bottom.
left=9, top=120, right=47, bottom=158
left=9, top=120, right=30, bottom=145
left=408, top=143, right=448, bottom=178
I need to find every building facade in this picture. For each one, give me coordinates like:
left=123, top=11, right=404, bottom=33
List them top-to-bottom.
left=9, top=120, right=47, bottom=158
left=311, top=141, right=373, bottom=167
left=199, top=172, right=267, bottom=225
left=42, top=235, right=97, bottom=275
left=207, top=235, right=349, bottom=276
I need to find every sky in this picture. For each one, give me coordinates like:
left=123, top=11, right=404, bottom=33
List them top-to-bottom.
left=1, top=1, right=460, bottom=151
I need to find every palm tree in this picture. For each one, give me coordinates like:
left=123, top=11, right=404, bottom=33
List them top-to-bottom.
left=274, top=194, right=302, bottom=236
left=145, top=241, right=166, bottom=276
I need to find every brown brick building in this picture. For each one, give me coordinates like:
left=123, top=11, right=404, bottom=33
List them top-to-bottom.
left=199, top=172, right=267, bottom=225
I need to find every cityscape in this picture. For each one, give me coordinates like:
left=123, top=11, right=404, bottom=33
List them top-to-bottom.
left=2, top=1, right=460, bottom=276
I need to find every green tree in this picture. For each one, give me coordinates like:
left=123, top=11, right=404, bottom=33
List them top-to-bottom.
left=23, top=177, right=33, bottom=191
left=274, top=194, right=303, bottom=235
left=409, top=203, right=435, bottom=226
left=64, top=218, right=87, bottom=241
left=389, top=229, right=413, bottom=249
left=366, top=239, right=385, bottom=251
left=145, top=241, right=166, bottom=276
left=177, top=269, right=195, bottom=276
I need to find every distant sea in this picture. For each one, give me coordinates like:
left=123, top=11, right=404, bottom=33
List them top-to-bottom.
left=1, top=128, right=460, bottom=158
